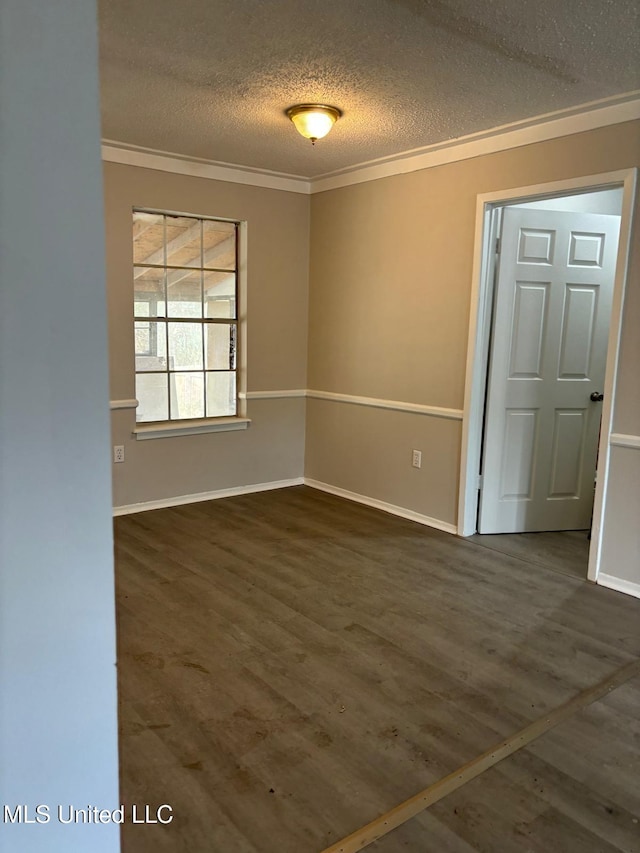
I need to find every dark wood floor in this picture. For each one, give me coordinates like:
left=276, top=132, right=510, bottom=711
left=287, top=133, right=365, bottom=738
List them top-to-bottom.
left=114, top=486, right=640, bottom=853
left=469, top=529, right=590, bottom=580
left=369, top=674, right=640, bottom=852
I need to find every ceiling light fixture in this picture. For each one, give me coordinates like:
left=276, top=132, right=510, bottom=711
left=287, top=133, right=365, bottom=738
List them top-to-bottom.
left=286, top=103, right=342, bottom=144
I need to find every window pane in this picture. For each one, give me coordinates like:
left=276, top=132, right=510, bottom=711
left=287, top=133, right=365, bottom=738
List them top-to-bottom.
left=133, top=211, right=240, bottom=425
left=133, top=212, right=164, bottom=265
left=165, top=215, right=201, bottom=267
left=203, top=220, right=236, bottom=270
left=134, top=268, right=166, bottom=317
left=167, top=270, right=202, bottom=318
left=204, top=271, right=236, bottom=319
left=135, top=321, right=167, bottom=370
left=135, top=322, right=149, bottom=350
left=168, top=322, right=203, bottom=371
left=205, top=323, right=236, bottom=370
left=206, top=371, right=236, bottom=417
left=136, top=373, right=168, bottom=422
left=170, top=373, right=204, bottom=420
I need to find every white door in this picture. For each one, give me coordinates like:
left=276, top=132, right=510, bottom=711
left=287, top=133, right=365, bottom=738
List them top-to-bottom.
left=478, top=207, right=620, bottom=534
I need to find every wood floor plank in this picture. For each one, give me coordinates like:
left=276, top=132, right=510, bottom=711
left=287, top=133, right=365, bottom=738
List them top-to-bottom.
left=115, top=486, right=640, bottom=853
left=469, top=529, right=590, bottom=580
left=321, top=659, right=640, bottom=852
left=370, top=680, right=640, bottom=852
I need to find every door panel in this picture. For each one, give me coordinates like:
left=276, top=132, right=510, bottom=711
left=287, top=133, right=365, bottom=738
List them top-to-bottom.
left=478, top=208, right=620, bottom=533
left=518, top=228, right=555, bottom=263
left=568, top=231, right=605, bottom=266
left=509, top=283, right=548, bottom=378
left=558, top=285, right=598, bottom=378
left=500, top=409, right=538, bottom=500
left=549, top=410, right=586, bottom=498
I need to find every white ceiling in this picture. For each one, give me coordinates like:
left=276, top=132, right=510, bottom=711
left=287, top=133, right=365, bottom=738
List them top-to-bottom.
left=98, top=0, right=640, bottom=179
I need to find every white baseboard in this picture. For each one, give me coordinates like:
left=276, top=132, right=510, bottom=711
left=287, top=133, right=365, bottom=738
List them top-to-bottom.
left=112, top=476, right=456, bottom=535
left=113, top=477, right=304, bottom=516
left=304, top=478, right=457, bottom=535
left=597, top=573, right=640, bottom=600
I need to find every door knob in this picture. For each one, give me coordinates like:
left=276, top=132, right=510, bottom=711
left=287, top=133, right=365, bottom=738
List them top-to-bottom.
left=590, top=391, right=604, bottom=402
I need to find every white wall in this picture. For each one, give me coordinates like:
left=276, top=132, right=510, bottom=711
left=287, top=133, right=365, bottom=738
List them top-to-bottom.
left=0, top=2, right=120, bottom=851
left=515, top=187, right=623, bottom=214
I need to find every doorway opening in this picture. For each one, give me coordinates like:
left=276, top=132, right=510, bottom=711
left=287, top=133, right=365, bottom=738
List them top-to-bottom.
left=458, top=170, right=637, bottom=586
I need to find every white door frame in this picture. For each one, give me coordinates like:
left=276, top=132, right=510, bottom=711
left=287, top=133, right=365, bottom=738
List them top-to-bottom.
left=457, top=168, right=637, bottom=584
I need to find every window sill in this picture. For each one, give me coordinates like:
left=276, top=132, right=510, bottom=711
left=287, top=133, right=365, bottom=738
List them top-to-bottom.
left=133, top=417, right=251, bottom=440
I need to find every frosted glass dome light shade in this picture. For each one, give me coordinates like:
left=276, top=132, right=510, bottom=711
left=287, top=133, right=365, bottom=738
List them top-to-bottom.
left=286, top=104, right=342, bottom=143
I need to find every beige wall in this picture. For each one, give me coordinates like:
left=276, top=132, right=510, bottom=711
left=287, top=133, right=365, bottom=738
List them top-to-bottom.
left=104, top=121, right=639, bottom=588
left=306, top=121, right=640, bottom=586
left=104, top=162, right=309, bottom=507
left=598, top=185, right=640, bottom=587
left=612, top=188, right=640, bottom=438
left=306, top=401, right=461, bottom=526
left=599, top=447, right=640, bottom=588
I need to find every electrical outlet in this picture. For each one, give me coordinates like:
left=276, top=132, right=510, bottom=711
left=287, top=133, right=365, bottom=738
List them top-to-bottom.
left=113, top=445, right=125, bottom=464
left=412, top=449, right=422, bottom=469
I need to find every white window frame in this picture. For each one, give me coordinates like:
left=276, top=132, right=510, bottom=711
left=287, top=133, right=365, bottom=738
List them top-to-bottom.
left=131, top=208, right=249, bottom=439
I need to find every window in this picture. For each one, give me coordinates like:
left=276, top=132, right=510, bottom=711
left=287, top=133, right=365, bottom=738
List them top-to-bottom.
left=133, top=210, right=239, bottom=425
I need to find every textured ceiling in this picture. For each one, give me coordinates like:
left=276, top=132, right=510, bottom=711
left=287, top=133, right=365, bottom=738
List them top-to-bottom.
left=98, top=0, right=640, bottom=179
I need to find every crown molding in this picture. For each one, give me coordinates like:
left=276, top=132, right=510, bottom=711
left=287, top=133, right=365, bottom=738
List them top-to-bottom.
left=101, top=91, right=640, bottom=195
left=310, top=91, right=640, bottom=193
left=101, top=140, right=311, bottom=194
